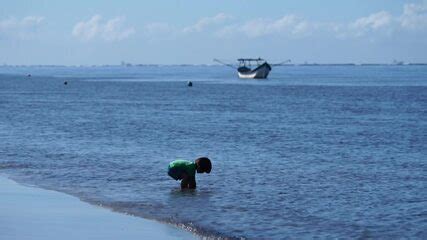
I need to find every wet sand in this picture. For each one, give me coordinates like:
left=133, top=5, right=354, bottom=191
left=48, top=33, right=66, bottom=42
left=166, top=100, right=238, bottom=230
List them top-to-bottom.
left=0, top=176, right=197, bottom=240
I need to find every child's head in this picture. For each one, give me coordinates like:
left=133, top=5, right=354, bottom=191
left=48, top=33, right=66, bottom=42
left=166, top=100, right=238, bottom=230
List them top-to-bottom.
left=195, top=157, right=212, bottom=173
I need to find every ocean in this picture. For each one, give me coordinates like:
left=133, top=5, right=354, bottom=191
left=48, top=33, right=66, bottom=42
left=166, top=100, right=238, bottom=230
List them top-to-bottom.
left=0, top=65, right=426, bottom=239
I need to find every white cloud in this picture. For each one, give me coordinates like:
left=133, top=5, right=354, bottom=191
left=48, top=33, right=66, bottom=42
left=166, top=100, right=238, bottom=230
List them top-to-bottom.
left=143, top=3, right=427, bottom=42
left=215, top=3, right=427, bottom=40
left=339, top=3, right=427, bottom=38
left=399, top=3, right=427, bottom=30
left=348, top=11, right=392, bottom=37
left=351, top=11, right=392, bottom=30
left=141, top=13, right=231, bottom=39
left=182, top=13, right=231, bottom=33
left=72, top=15, right=135, bottom=42
left=72, top=15, right=100, bottom=41
left=217, top=15, right=317, bottom=38
left=242, top=15, right=299, bottom=37
left=0, top=16, right=44, bottom=39
left=21, top=16, right=44, bottom=27
left=103, top=17, right=135, bottom=41
left=292, top=21, right=310, bottom=35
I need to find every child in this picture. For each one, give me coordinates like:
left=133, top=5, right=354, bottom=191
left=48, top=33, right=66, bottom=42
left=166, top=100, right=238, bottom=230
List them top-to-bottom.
left=167, top=157, right=212, bottom=189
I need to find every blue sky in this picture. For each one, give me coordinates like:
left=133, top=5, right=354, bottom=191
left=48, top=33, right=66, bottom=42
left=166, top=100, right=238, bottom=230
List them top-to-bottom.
left=1, top=0, right=427, bottom=65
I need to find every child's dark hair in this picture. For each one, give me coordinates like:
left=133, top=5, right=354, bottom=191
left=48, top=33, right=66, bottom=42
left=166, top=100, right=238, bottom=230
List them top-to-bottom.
left=196, top=157, right=212, bottom=173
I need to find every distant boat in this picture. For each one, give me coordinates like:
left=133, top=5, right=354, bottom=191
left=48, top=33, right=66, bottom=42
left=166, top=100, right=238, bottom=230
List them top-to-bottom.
left=214, top=58, right=290, bottom=79
left=237, top=58, right=271, bottom=79
left=392, top=60, right=404, bottom=65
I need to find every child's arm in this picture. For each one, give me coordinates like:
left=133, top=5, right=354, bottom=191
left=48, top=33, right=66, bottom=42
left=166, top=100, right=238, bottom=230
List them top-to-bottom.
left=180, top=174, right=196, bottom=189
left=188, top=176, right=196, bottom=189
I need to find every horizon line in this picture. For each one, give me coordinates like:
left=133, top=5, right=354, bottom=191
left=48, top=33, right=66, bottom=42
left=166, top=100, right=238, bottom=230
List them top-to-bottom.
left=1, top=62, right=427, bottom=67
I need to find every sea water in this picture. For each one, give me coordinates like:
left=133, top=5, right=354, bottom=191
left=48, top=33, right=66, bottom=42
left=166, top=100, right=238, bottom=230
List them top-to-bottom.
left=0, top=65, right=426, bottom=239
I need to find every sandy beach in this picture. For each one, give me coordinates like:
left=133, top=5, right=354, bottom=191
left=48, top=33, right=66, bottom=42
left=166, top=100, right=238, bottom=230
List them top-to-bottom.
left=0, top=176, right=197, bottom=240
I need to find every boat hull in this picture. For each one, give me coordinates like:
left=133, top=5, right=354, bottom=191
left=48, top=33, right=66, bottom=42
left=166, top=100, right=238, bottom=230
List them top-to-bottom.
left=237, top=63, right=271, bottom=79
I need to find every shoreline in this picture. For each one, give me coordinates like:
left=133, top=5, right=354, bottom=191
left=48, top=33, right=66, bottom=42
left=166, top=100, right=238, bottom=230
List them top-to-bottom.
left=0, top=175, right=198, bottom=240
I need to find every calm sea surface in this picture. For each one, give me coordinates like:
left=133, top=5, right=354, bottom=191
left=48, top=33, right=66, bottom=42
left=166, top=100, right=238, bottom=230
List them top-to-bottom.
left=0, top=65, right=426, bottom=239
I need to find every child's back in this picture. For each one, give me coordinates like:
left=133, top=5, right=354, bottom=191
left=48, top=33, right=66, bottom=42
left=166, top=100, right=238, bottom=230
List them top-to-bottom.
left=168, top=159, right=196, bottom=180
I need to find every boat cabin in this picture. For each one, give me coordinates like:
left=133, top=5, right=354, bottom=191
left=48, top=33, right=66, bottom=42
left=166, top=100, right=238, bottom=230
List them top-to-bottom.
left=237, top=58, right=266, bottom=72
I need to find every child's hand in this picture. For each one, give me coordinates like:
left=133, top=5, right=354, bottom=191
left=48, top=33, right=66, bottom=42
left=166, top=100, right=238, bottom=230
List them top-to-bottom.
left=180, top=174, right=196, bottom=189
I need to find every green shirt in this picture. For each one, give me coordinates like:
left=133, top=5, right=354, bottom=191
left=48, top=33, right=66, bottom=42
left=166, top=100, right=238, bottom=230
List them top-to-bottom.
left=168, top=159, right=196, bottom=177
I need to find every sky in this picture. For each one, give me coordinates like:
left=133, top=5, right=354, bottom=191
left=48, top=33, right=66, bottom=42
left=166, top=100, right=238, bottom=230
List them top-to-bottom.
left=1, top=0, right=427, bottom=65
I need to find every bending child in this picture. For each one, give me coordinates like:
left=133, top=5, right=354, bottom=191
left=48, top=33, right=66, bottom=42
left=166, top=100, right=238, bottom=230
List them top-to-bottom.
left=167, top=157, right=212, bottom=189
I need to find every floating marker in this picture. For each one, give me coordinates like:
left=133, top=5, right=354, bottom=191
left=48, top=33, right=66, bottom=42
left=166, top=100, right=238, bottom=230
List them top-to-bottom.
left=187, top=81, right=193, bottom=87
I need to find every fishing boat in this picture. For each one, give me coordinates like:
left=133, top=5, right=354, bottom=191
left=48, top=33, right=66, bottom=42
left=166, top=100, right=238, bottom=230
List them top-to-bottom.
left=214, top=58, right=290, bottom=79
left=237, top=58, right=271, bottom=79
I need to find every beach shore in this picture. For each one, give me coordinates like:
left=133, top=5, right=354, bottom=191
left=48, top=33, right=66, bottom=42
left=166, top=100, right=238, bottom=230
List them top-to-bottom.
left=0, top=176, right=198, bottom=240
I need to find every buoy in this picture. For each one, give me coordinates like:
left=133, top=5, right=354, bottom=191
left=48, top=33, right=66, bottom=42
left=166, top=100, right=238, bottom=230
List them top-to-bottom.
left=27, top=74, right=31, bottom=77
left=64, top=81, right=68, bottom=85
left=187, top=81, right=193, bottom=87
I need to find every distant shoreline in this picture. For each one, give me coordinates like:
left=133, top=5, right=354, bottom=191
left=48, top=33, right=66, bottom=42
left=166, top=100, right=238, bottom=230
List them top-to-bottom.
left=1, top=63, right=427, bottom=68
